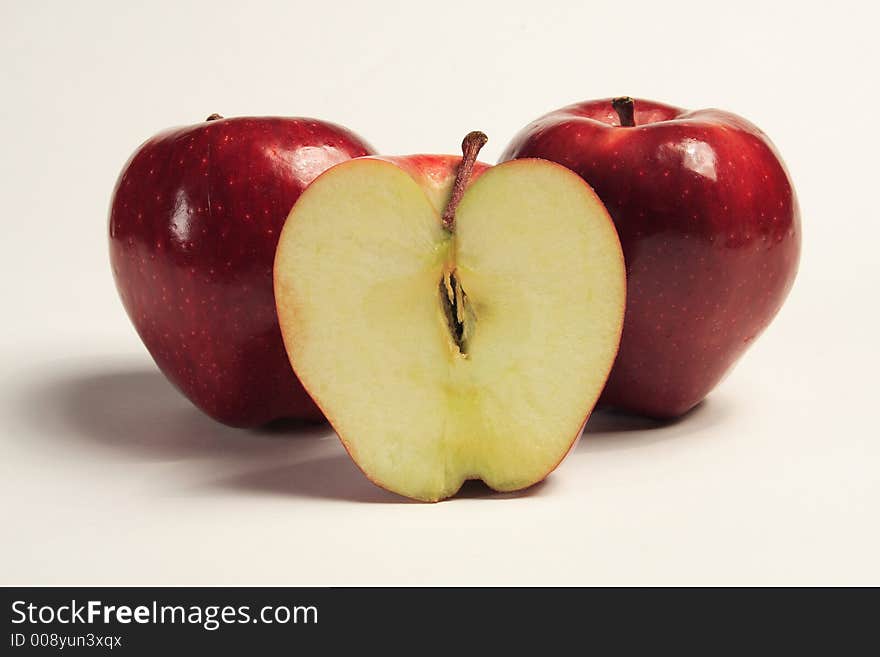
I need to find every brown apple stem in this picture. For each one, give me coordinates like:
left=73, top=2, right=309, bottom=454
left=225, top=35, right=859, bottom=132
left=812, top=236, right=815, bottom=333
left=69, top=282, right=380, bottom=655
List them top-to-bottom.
left=611, top=97, right=635, bottom=127
left=206, top=113, right=223, bottom=121
left=442, top=131, right=488, bottom=232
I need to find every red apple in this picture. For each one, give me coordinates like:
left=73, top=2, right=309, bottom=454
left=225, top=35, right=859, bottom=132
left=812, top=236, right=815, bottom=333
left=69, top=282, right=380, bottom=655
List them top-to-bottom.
left=501, top=97, right=801, bottom=417
left=109, top=115, right=375, bottom=426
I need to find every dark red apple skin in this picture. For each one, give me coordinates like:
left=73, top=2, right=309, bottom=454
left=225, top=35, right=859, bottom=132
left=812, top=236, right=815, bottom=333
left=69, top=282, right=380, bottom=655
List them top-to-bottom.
left=501, top=98, right=801, bottom=417
left=109, top=116, right=375, bottom=427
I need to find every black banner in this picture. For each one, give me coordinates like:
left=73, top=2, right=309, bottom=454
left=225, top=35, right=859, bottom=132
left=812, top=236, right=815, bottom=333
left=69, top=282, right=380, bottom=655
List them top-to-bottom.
left=1, top=587, right=875, bottom=653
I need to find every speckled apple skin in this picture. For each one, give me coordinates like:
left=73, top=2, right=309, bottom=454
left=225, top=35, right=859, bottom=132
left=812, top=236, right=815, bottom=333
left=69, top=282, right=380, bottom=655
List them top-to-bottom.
left=501, top=99, right=801, bottom=417
left=109, top=116, right=374, bottom=427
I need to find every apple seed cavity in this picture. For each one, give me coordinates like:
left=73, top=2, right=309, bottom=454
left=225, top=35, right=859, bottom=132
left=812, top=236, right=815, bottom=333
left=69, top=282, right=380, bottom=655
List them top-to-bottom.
left=439, top=268, right=474, bottom=356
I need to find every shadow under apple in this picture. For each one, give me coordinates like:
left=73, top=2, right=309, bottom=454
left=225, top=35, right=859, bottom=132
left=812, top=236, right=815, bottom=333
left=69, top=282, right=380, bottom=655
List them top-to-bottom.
left=20, top=363, right=725, bottom=503
left=19, top=365, right=392, bottom=503
left=20, top=365, right=548, bottom=504
left=23, top=367, right=325, bottom=463
left=580, top=398, right=728, bottom=453
left=205, top=453, right=405, bottom=504
left=209, top=456, right=555, bottom=503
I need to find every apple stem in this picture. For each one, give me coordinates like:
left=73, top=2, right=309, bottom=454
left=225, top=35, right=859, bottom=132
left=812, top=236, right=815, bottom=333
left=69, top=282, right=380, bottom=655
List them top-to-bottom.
left=611, top=97, right=635, bottom=127
left=206, top=113, right=223, bottom=121
left=442, top=131, right=488, bottom=232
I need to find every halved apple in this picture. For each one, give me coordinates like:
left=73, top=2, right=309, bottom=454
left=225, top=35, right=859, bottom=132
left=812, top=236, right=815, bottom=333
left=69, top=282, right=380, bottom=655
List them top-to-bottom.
left=274, top=133, right=625, bottom=501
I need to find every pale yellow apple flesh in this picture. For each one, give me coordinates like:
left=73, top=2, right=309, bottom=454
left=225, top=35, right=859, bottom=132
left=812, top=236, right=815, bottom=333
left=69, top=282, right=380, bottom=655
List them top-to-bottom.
left=275, top=157, right=625, bottom=501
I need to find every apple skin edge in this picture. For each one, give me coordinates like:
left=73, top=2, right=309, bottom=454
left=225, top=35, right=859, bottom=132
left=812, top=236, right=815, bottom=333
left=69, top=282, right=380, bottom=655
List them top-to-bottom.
left=501, top=98, right=801, bottom=418
left=109, top=116, right=375, bottom=427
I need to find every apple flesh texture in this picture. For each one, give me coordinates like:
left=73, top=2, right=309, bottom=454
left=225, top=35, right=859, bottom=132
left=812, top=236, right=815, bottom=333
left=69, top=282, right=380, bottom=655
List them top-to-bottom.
left=501, top=99, right=801, bottom=417
left=109, top=117, right=374, bottom=427
left=275, top=156, right=625, bottom=501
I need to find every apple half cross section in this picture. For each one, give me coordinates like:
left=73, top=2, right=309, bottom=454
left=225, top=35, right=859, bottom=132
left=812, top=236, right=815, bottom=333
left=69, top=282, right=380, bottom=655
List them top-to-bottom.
left=274, top=133, right=626, bottom=501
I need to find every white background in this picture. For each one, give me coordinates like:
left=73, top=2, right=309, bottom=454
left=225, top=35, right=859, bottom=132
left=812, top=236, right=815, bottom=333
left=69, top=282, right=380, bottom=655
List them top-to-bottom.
left=1, top=0, right=878, bottom=585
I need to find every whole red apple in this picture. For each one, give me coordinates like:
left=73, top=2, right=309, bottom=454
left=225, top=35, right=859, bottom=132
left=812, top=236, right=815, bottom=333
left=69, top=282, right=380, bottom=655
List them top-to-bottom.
left=501, top=97, right=801, bottom=417
left=109, top=115, right=375, bottom=426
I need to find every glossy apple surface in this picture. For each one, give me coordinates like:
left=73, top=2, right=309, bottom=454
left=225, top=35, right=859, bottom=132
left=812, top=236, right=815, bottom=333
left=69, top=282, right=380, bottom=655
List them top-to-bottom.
left=501, top=98, right=800, bottom=417
left=110, top=115, right=375, bottom=426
